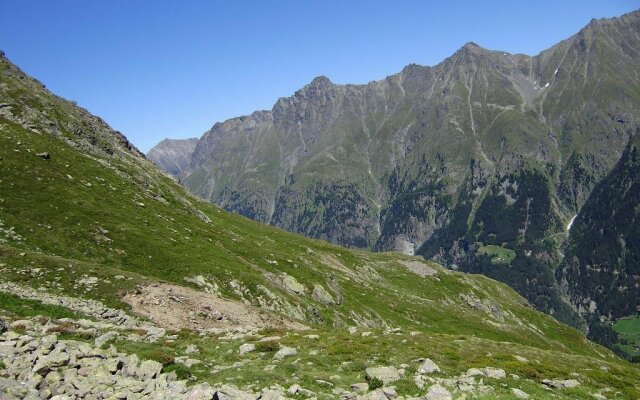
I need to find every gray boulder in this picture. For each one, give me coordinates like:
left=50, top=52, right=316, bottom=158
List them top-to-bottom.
left=365, top=366, right=400, bottom=384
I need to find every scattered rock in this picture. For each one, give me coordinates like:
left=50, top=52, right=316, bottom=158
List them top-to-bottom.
left=36, top=152, right=50, bottom=159
left=542, top=378, right=580, bottom=389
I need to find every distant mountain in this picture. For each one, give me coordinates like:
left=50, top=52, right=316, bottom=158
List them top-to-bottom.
left=151, top=11, right=640, bottom=352
left=147, top=138, right=199, bottom=177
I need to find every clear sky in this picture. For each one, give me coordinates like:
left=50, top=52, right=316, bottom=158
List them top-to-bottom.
left=1, top=1, right=638, bottom=152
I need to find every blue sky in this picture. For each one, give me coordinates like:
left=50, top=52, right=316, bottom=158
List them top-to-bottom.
left=1, top=1, right=638, bottom=152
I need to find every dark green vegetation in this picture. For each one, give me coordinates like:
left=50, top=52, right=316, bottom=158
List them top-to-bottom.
left=150, top=11, right=640, bottom=356
left=0, top=46, right=639, bottom=397
left=558, top=134, right=640, bottom=358
left=613, top=317, right=640, bottom=360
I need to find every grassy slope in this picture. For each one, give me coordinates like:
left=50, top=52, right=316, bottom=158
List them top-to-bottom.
left=1, top=116, right=639, bottom=398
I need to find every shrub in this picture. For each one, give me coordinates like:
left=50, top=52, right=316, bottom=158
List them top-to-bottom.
left=255, top=340, right=279, bottom=353
left=367, top=376, right=384, bottom=391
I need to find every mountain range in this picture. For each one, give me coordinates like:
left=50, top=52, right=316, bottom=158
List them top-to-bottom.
left=149, top=10, right=640, bottom=358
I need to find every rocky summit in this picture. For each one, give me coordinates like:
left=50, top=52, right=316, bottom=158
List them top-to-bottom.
left=1, top=8, right=640, bottom=400
left=150, top=10, right=640, bottom=356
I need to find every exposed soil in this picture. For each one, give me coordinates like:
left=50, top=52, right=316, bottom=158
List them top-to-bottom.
left=123, top=283, right=308, bottom=332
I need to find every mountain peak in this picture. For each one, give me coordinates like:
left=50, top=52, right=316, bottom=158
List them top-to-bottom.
left=308, top=75, right=333, bottom=88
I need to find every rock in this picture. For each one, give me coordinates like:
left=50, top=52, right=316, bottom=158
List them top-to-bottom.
left=36, top=152, right=50, bottom=159
left=281, top=274, right=307, bottom=296
left=311, top=284, right=334, bottom=304
left=0, top=318, right=7, bottom=333
left=348, top=327, right=358, bottom=334
left=94, top=331, right=118, bottom=347
left=304, top=334, right=320, bottom=340
left=238, top=343, right=256, bottom=355
left=185, top=344, right=200, bottom=354
left=273, top=346, right=297, bottom=360
left=33, top=350, right=70, bottom=374
left=514, top=355, right=528, bottom=362
left=175, top=356, right=201, bottom=368
left=418, top=358, right=440, bottom=374
left=137, top=360, right=163, bottom=380
left=365, top=366, right=400, bottom=384
left=482, top=367, right=506, bottom=379
left=464, top=368, right=484, bottom=377
left=542, top=379, right=580, bottom=389
left=350, top=382, right=369, bottom=393
left=185, top=383, right=216, bottom=399
left=214, top=384, right=255, bottom=400
left=287, top=384, right=313, bottom=396
left=425, top=384, right=452, bottom=400
left=382, top=386, right=397, bottom=398
left=359, top=388, right=388, bottom=400
left=511, top=388, right=530, bottom=399
left=259, top=389, right=286, bottom=399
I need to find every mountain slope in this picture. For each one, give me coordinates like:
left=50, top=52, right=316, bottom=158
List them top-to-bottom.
left=154, top=11, right=640, bottom=332
left=1, top=52, right=639, bottom=398
left=558, top=132, right=640, bottom=359
left=147, top=137, right=199, bottom=177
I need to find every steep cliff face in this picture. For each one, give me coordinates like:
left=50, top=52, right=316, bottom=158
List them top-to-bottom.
left=153, top=12, right=640, bottom=332
left=147, top=138, right=199, bottom=177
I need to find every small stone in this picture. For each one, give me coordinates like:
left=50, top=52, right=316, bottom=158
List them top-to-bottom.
left=36, top=152, right=50, bottom=160
left=511, top=388, right=530, bottom=399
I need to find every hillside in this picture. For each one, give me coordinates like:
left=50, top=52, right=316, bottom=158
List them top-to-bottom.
left=150, top=10, right=640, bottom=345
left=1, top=51, right=639, bottom=398
left=558, top=132, right=640, bottom=358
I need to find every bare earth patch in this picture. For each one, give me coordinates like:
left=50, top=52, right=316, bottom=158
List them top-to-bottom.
left=124, top=283, right=307, bottom=332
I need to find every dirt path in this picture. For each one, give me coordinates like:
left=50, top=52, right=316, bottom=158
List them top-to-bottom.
left=124, top=283, right=308, bottom=332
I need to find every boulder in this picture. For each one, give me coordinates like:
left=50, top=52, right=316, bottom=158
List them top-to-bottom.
left=238, top=343, right=256, bottom=355
left=273, top=346, right=297, bottom=360
left=418, top=358, right=440, bottom=374
left=137, top=360, right=163, bottom=380
left=365, top=366, right=400, bottom=384
left=482, top=367, right=506, bottom=379
left=542, top=379, right=580, bottom=389
left=350, top=382, right=369, bottom=393
left=185, top=383, right=216, bottom=399
left=425, top=384, right=452, bottom=400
